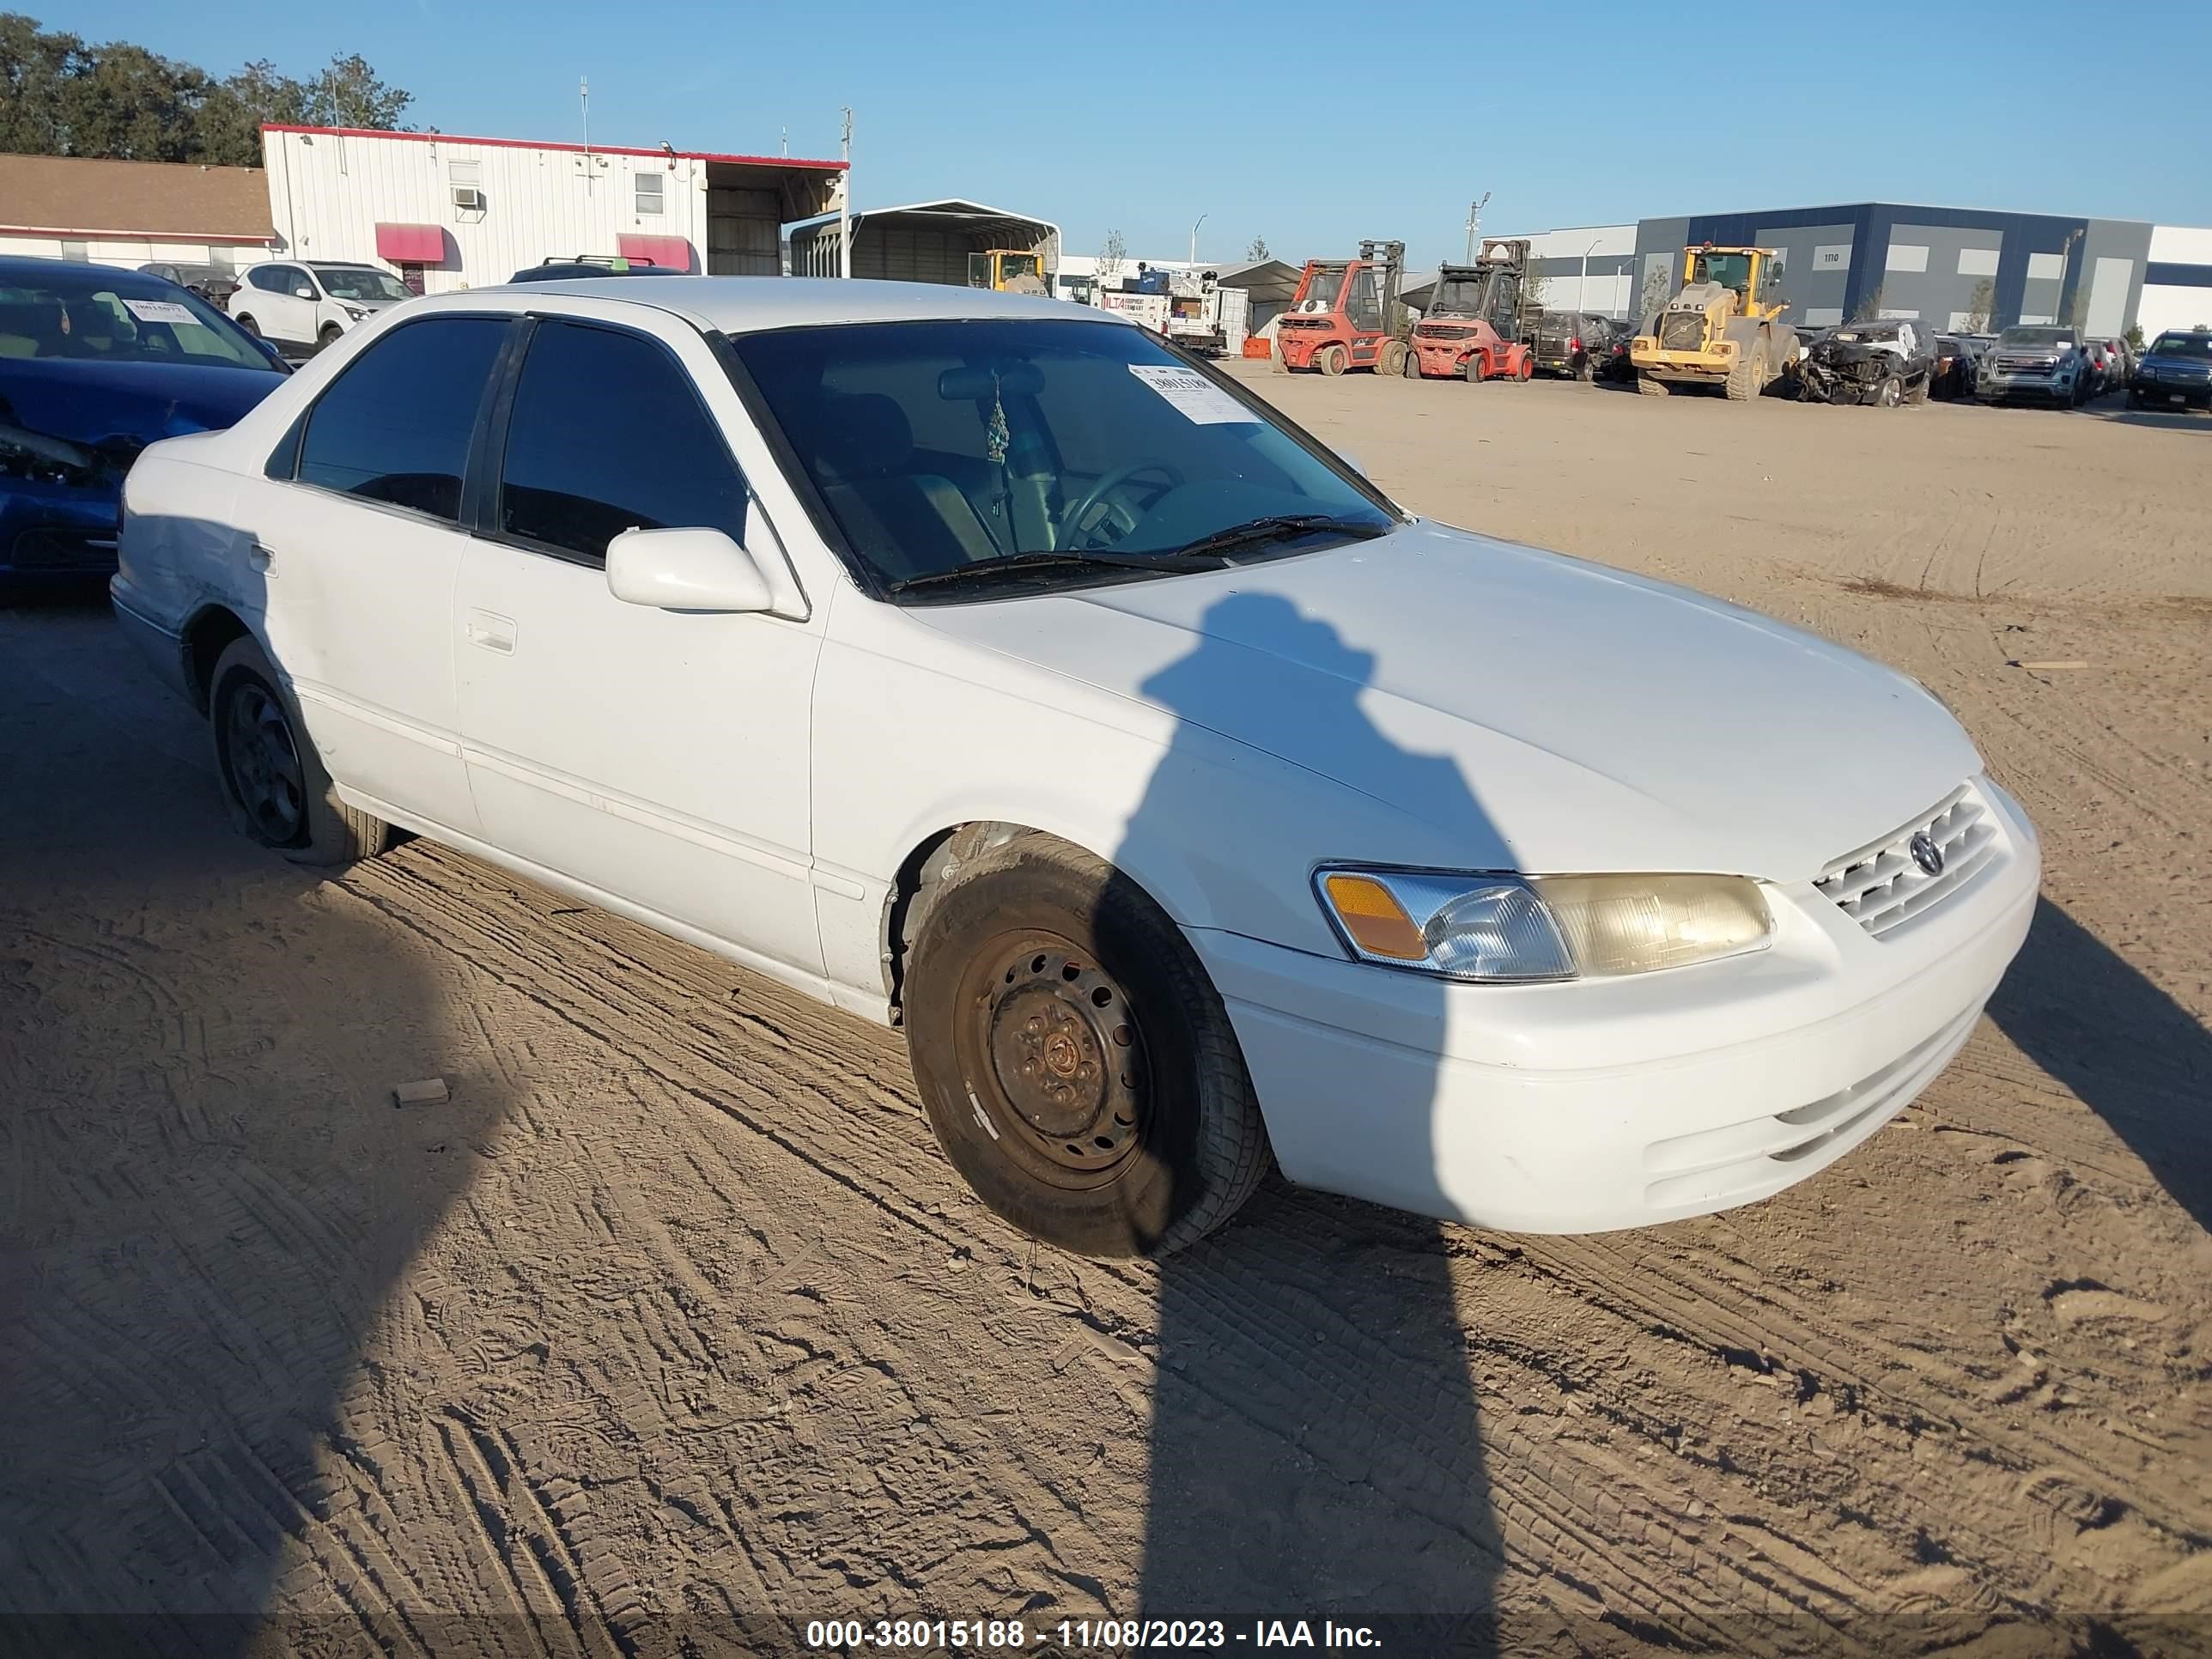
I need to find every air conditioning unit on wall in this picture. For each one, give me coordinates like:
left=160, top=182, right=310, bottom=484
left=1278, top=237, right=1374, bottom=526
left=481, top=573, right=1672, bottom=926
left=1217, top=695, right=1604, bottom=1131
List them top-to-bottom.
left=452, top=185, right=486, bottom=211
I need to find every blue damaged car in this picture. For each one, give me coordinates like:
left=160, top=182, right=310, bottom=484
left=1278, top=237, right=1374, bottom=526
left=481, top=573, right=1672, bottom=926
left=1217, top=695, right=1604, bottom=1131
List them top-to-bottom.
left=2, top=256, right=288, bottom=584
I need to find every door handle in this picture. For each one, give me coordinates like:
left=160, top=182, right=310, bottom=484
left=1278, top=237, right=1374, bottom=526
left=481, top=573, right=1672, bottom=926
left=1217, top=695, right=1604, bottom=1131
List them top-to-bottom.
left=465, top=610, right=517, bottom=654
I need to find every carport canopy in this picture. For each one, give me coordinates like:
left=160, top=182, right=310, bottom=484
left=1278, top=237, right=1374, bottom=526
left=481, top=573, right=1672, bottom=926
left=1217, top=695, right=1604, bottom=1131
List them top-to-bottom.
left=787, top=198, right=1060, bottom=283
left=1214, top=258, right=1304, bottom=306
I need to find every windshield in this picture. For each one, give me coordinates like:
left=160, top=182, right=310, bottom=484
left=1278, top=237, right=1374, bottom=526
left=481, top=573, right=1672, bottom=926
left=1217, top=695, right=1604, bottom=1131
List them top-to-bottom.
left=1690, top=252, right=1752, bottom=292
left=999, top=254, right=1041, bottom=280
left=316, top=267, right=411, bottom=303
left=1294, top=267, right=1345, bottom=312
left=0, top=269, right=272, bottom=369
left=1430, top=277, right=1487, bottom=316
left=732, top=318, right=1395, bottom=598
left=2000, top=326, right=2074, bottom=349
left=2150, top=332, right=2212, bottom=359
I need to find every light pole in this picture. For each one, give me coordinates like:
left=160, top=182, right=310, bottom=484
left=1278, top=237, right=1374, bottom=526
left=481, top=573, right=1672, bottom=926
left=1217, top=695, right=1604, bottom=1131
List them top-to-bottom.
left=838, top=107, right=854, bottom=279
left=1464, top=191, right=1490, bottom=263
left=1189, top=213, right=1207, bottom=269
left=2057, top=226, right=2082, bottom=327
left=1575, top=236, right=1600, bottom=313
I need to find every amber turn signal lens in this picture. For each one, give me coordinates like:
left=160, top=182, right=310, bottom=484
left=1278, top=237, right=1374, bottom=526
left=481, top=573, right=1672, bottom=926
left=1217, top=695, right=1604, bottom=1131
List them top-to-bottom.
left=1321, top=873, right=1427, bottom=960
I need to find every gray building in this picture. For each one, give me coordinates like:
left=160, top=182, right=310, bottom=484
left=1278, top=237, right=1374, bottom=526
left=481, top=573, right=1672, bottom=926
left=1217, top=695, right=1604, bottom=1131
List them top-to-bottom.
left=1628, top=202, right=2153, bottom=337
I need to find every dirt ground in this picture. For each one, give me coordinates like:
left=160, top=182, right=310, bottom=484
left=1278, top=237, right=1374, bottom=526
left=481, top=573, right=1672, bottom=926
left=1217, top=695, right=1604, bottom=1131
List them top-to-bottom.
left=3, top=370, right=2208, bottom=1657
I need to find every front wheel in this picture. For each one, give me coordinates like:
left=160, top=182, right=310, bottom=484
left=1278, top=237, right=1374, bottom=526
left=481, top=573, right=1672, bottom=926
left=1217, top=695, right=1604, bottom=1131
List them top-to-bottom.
left=234, top=313, right=260, bottom=337
left=317, top=323, right=344, bottom=351
left=1376, top=338, right=1409, bottom=377
left=1875, top=375, right=1903, bottom=408
left=210, top=635, right=391, bottom=866
left=902, top=835, right=1271, bottom=1258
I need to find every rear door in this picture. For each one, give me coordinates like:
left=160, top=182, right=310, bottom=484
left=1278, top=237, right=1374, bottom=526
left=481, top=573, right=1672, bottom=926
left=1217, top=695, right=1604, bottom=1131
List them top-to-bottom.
left=243, top=264, right=312, bottom=347
left=454, top=311, right=825, bottom=975
left=244, top=313, right=514, bottom=834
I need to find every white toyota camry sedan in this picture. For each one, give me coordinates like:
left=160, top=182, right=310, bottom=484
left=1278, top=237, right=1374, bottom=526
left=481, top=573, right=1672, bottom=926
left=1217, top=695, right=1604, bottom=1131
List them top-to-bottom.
left=110, top=278, right=2039, bottom=1257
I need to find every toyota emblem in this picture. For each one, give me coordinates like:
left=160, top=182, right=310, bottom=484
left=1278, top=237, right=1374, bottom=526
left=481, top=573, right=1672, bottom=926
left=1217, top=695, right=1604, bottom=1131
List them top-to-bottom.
left=1909, top=831, right=1946, bottom=877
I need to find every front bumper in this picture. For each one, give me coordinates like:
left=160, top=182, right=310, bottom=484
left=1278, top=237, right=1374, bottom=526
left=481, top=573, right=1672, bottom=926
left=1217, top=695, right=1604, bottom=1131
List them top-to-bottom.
left=1981, top=374, right=2074, bottom=403
left=2133, top=377, right=2211, bottom=408
left=0, top=482, right=122, bottom=580
left=1190, top=778, right=2040, bottom=1233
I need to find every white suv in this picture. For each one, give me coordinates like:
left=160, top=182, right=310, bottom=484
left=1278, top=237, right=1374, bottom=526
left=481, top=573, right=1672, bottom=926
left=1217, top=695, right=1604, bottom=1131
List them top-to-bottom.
left=228, top=261, right=413, bottom=355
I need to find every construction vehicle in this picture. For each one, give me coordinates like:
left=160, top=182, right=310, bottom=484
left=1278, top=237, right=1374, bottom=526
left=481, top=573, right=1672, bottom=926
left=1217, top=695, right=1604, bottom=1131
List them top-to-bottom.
left=1404, top=238, right=1535, bottom=383
left=1273, top=240, right=1409, bottom=374
left=1630, top=244, right=1797, bottom=399
left=966, top=250, right=1049, bottom=295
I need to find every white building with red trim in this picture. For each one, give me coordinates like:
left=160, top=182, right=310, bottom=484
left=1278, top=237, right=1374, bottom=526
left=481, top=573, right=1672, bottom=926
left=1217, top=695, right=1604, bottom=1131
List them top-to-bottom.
left=258, top=125, right=846, bottom=291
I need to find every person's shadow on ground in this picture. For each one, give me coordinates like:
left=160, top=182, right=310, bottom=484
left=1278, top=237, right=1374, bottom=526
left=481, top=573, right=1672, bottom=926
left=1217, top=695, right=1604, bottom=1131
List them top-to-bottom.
left=1115, top=592, right=1503, bottom=1652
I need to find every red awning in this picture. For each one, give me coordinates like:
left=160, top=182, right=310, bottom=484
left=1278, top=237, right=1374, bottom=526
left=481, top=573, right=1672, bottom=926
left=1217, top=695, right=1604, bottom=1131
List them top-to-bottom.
left=374, top=222, right=445, bottom=264
left=616, top=234, right=694, bottom=273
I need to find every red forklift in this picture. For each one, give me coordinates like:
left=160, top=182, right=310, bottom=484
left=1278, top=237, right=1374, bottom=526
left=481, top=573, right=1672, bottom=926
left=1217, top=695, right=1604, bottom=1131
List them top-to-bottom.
left=1403, top=238, right=1534, bottom=384
left=1273, top=240, right=1410, bottom=375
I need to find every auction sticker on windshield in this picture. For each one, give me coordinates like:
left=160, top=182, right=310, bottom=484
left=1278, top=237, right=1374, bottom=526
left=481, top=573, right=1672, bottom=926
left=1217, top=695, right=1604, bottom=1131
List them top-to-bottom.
left=122, top=299, right=198, bottom=325
left=1127, top=364, right=1259, bottom=424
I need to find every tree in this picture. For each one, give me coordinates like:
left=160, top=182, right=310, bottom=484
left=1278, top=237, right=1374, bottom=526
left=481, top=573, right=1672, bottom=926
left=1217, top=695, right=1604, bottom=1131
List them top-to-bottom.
left=0, top=15, right=411, bottom=165
left=1097, top=228, right=1127, bottom=284
left=1246, top=234, right=1269, bottom=261
left=1637, top=259, right=1671, bottom=330
left=1963, top=276, right=1996, bottom=334
left=1851, top=282, right=1886, bottom=322
left=2125, top=324, right=2145, bottom=349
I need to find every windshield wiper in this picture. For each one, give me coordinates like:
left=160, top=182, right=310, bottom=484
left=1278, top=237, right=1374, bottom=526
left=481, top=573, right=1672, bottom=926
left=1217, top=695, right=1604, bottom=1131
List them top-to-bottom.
left=1170, top=513, right=1389, bottom=563
left=886, top=547, right=1231, bottom=595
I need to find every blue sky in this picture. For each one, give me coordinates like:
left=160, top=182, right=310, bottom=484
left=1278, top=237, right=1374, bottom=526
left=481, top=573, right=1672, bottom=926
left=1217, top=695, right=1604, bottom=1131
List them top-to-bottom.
left=55, top=0, right=2212, bottom=269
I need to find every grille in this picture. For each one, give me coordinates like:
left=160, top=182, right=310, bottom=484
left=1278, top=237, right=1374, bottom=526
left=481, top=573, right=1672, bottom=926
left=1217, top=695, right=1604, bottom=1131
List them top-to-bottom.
left=1658, top=312, right=1707, bottom=351
left=1416, top=325, right=1474, bottom=341
left=1994, top=355, right=2057, bottom=374
left=10, top=527, right=118, bottom=570
left=1814, top=782, right=1998, bottom=937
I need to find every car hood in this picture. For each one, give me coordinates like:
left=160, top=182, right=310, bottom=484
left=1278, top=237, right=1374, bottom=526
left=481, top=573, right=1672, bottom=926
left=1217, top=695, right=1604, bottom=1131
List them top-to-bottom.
left=2143, top=351, right=2212, bottom=374
left=0, top=357, right=283, bottom=463
left=907, top=521, right=1981, bottom=881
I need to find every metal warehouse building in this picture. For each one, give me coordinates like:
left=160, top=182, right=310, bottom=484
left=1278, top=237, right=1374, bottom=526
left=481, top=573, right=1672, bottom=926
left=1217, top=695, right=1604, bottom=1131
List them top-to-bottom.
left=259, top=125, right=846, bottom=293
left=787, top=198, right=1059, bottom=285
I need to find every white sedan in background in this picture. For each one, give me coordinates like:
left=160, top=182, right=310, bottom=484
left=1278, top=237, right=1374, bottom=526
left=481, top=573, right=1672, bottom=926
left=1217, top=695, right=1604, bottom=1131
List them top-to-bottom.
left=110, top=279, right=2039, bottom=1257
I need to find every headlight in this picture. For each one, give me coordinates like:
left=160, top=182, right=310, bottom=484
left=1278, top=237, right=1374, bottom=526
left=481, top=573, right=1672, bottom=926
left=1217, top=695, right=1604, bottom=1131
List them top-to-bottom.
left=343, top=305, right=367, bottom=321
left=1314, top=868, right=1772, bottom=982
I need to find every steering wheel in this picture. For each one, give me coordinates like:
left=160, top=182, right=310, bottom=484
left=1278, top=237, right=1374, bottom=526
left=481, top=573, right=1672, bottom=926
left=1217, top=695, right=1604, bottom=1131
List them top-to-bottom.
left=1060, top=459, right=1186, bottom=550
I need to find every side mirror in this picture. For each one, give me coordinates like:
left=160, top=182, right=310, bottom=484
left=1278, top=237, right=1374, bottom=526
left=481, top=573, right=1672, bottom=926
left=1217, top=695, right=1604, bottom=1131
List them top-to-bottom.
left=294, top=286, right=315, bottom=300
left=606, top=526, right=772, bottom=613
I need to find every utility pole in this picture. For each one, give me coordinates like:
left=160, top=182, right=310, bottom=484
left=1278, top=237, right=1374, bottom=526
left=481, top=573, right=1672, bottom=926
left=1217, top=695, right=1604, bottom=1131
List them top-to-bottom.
left=580, top=77, right=589, bottom=155
left=839, top=106, right=854, bottom=279
left=1464, top=191, right=1490, bottom=264
left=1189, top=212, right=1207, bottom=269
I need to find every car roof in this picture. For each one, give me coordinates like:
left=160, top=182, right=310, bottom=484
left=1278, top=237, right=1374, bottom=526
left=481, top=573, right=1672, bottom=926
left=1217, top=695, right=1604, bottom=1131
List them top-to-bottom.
left=0, top=252, right=193, bottom=289
left=453, top=275, right=1117, bottom=335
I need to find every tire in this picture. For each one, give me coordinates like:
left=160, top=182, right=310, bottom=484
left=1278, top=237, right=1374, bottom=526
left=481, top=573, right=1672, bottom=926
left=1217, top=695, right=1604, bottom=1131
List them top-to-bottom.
left=234, top=313, right=259, bottom=337
left=317, top=323, right=344, bottom=351
left=1725, top=337, right=1766, bottom=401
left=1376, top=338, right=1408, bottom=378
left=1317, top=343, right=1348, bottom=377
left=1272, top=344, right=1290, bottom=374
left=1401, top=344, right=1424, bottom=379
left=1462, top=353, right=1486, bottom=385
left=1514, top=354, right=1533, bottom=383
left=1576, top=355, right=1595, bottom=384
left=1906, top=373, right=1929, bottom=406
left=1637, top=374, right=1669, bottom=396
left=1875, top=375, right=1902, bottom=408
left=209, top=635, right=391, bottom=866
left=902, top=834, right=1270, bottom=1258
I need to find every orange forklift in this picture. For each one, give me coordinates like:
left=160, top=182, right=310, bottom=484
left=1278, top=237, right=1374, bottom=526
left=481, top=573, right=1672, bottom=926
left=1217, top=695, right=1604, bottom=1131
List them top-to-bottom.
left=1403, top=238, right=1534, bottom=383
left=1273, top=240, right=1410, bottom=375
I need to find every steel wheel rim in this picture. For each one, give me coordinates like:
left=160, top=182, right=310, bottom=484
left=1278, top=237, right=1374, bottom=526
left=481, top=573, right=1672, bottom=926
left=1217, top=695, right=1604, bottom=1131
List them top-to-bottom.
left=225, top=681, right=306, bottom=842
left=955, top=932, right=1149, bottom=1190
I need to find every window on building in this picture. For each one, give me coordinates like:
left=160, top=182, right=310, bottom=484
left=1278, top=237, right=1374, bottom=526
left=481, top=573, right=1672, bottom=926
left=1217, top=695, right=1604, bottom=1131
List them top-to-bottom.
left=449, top=159, right=482, bottom=186
left=635, top=171, right=665, bottom=217
left=296, top=317, right=510, bottom=523
left=499, top=320, right=748, bottom=562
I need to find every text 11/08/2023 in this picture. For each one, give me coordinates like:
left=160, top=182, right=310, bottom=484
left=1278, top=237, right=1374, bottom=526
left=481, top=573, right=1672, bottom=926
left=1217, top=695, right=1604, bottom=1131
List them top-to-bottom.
left=804, top=1619, right=1382, bottom=1650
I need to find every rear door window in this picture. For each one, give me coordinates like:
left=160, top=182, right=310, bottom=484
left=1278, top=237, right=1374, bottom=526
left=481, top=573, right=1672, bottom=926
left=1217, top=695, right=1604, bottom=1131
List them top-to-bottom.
left=295, top=316, right=510, bottom=521
left=496, top=319, right=749, bottom=563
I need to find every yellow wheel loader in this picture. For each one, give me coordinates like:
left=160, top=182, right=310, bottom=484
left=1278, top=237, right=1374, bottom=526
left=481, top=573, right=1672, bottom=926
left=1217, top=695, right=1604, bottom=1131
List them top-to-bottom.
left=1630, top=245, right=1797, bottom=400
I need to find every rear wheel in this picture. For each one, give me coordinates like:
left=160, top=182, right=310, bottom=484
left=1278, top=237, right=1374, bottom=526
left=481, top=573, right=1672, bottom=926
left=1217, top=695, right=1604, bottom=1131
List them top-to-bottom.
left=1272, top=342, right=1290, bottom=374
left=1318, top=343, right=1348, bottom=377
left=1401, top=344, right=1424, bottom=379
left=1462, top=353, right=1486, bottom=385
left=1575, top=354, right=1595, bottom=383
left=1637, top=373, right=1669, bottom=396
left=1906, top=373, right=1930, bottom=406
left=209, top=636, right=390, bottom=866
left=902, top=835, right=1271, bottom=1258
